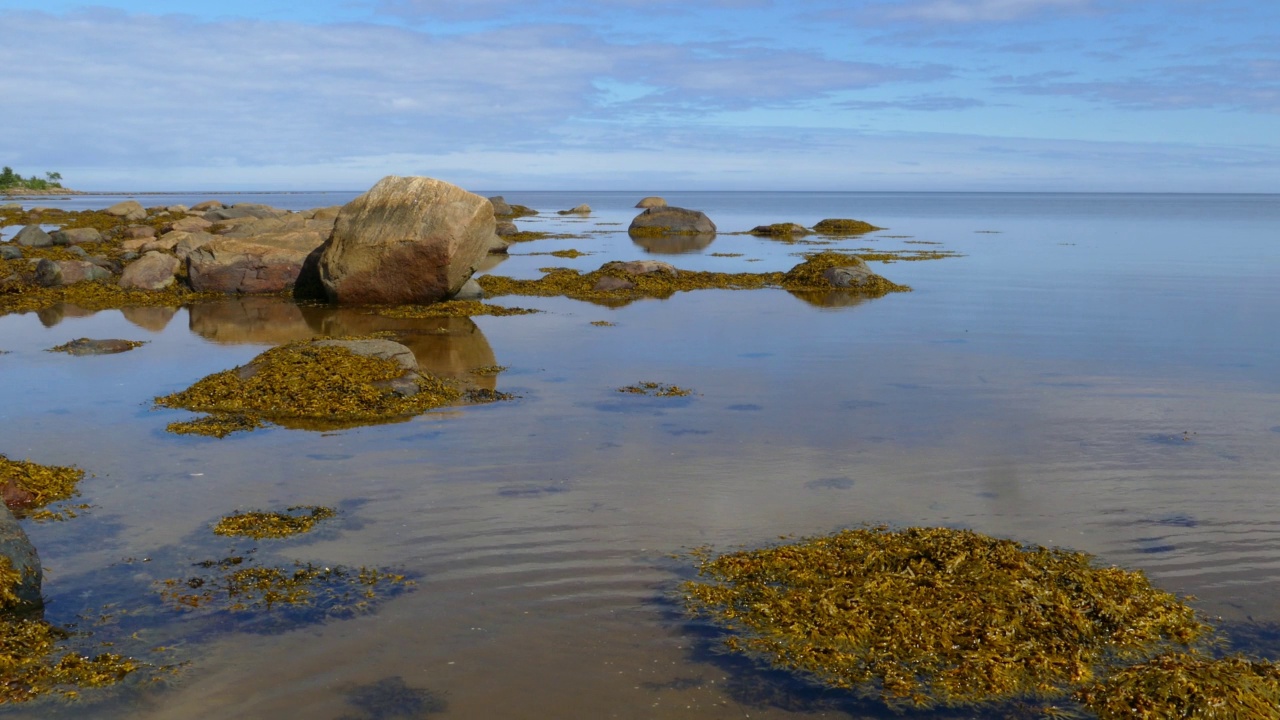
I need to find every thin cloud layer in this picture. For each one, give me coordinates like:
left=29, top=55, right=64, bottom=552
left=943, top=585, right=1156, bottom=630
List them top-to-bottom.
left=0, top=1, right=1275, bottom=191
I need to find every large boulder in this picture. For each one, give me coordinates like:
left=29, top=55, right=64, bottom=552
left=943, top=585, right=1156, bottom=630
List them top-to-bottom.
left=318, top=175, right=496, bottom=305
left=104, top=200, right=146, bottom=222
left=629, top=207, right=716, bottom=236
left=13, top=225, right=52, bottom=248
left=52, top=227, right=103, bottom=245
left=187, top=231, right=327, bottom=294
left=119, top=251, right=180, bottom=290
left=0, top=503, right=41, bottom=611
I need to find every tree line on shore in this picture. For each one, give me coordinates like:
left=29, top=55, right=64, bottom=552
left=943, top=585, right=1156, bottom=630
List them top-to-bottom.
left=0, top=167, right=63, bottom=191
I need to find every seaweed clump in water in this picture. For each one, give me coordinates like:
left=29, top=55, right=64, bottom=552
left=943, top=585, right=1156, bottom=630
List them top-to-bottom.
left=812, top=218, right=883, bottom=235
left=478, top=253, right=912, bottom=307
left=372, top=300, right=540, bottom=319
left=154, top=339, right=492, bottom=436
left=619, top=382, right=693, bottom=397
left=0, top=454, right=85, bottom=517
left=213, top=506, right=337, bottom=540
left=683, top=526, right=1213, bottom=711
left=0, top=618, right=143, bottom=704
left=1075, top=652, right=1280, bottom=718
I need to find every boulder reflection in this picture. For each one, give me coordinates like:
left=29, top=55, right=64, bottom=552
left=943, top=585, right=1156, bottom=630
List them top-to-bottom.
left=629, top=232, right=716, bottom=254
left=187, top=297, right=499, bottom=389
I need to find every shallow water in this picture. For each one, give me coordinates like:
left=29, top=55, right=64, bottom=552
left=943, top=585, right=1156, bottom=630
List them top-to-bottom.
left=2, top=192, right=1279, bottom=718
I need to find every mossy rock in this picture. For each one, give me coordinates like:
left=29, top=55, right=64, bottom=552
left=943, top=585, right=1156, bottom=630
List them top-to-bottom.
left=812, top=218, right=883, bottom=235
left=749, top=223, right=811, bottom=238
left=155, top=337, right=504, bottom=436
left=684, top=526, right=1212, bottom=710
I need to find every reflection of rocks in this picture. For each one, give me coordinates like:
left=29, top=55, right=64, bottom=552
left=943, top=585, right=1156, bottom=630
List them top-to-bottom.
left=630, top=232, right=716, bottom=254
left=476, top=252, right=509, bottom=274
left=787, top=289, right=874, bottom=309
left=186, top=297, right=498, bottom=388
left=35, top=303, right=97, bottom=328
left=120, top=305, right=177, bottom=332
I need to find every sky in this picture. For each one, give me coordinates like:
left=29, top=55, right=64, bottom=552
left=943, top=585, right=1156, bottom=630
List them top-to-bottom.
left=1, top=0, right=1277, bottom=192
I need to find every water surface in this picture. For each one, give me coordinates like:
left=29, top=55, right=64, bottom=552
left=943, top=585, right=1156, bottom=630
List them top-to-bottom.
left=2, top=192, right=1279, bottom=718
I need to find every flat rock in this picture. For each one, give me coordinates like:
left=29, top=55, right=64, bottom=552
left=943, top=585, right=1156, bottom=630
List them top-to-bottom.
left=558, top=204, right=591, bottom=215
left=167, top=215, right=213, bottom=233
left=52, top=227, right=103, bottom=245
left=602, top=260, right=679, bottom=276
left=49, top=338, right=144, bottom=355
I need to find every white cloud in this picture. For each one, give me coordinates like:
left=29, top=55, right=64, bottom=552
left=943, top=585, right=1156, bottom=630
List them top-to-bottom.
left=869, top=0, right=1100, bottom=23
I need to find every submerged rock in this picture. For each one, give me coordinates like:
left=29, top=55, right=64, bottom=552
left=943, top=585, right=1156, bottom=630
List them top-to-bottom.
left=318, top=175, right=496, bottom=305
left=557, top=204, right=591, bottom=215
left=47, top=338, right=146, bottom=355
left=0, top=503, right=41, bottom=610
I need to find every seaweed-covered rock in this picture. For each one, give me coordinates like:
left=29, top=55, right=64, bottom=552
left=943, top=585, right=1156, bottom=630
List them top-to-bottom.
left=318, top=175, right=496, bottom=305
left=629, top=207, right=716, bottom=236
left=812, top=218, right=883, bottom=235
left=750, top=223, right=810, bottom=238
left=0, top=246, right=20, bottom=261
left=119, top=251, right=180, bottom=290
left=154, top=337, right=499, bottom=435
left=47, top=338, right=146, bottom=356
left=0, top=503, right=41, bottom=611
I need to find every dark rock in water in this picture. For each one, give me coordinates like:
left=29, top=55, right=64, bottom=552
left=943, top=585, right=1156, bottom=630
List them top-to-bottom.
left=319, top=175, right=495, bottom=305
left=488, top=196, right=513, bottom=216
left=635, top=196, right=667, bottom=208
left=557, top=204, right=591, bottom=215
left=629, top=207, right=716, bottom=236
left=812, top=218, right=883, bottom=235
left=494, top=220, right=518, bottom=237
left=750, top=223, right=810, bottom=237
left=13, top=224, right=52, bottom=248
left=52, top=227, right=102, bottom=245
left=34, top=258, right=112, bottom=287
left=48, top=338, right=146, bottom=355
left=0, top=503, right=42, bottom=611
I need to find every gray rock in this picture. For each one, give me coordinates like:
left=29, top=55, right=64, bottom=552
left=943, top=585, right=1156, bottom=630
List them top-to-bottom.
left=318, top=175, right=495, bottom=305
left=488, top=196, right=513, bottom=216
left=635, top=196, right=667, bottom=208
left=104, top=200, right=147, bottom=222
left=203, top=204, right=286, bottom=222
left=557, top=204, right=591, bottom=215
left=629, top=207, right=716, bottom=236
left=495, top=220, right=518, bottom=237
left=13, top=225, right=53, bottom=248
left=124, top=225, right=157, bottom=240
left=52, top=227, right=102, bottom=245
left=0, top=245, right=21, bottom=260
left=66, top=245, right=90, bottom=259
left=119, top=251, right=180, bottom=290
left=820, top=258, right=886, bottom=290
left=34, top=259, right=112, bottom=287
left=601, top=260, right=679, bottom=277
left=452, top=278, right=484, bottom=301
left=311, top=338, right=419, bottom=372
left=0, top=504, right=42, bottom=611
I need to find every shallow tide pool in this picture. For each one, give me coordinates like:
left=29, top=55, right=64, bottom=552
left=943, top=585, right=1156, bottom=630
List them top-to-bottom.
left=2, top=191, right=1279, bottom=718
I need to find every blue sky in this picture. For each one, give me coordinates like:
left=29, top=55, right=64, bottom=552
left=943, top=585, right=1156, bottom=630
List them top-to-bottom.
left=2, top=0, right=1277, bottom=191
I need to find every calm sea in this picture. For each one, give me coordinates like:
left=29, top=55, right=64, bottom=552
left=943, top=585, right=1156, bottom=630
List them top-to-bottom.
left=2, top=191, right=1279, bottom=718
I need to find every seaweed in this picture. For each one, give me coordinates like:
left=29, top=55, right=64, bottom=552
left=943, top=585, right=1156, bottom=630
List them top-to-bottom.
left=1, top=454, right=86, bottom=518
left=213, top=506, right=337, bottom=540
